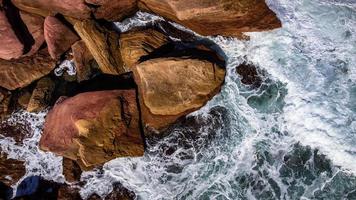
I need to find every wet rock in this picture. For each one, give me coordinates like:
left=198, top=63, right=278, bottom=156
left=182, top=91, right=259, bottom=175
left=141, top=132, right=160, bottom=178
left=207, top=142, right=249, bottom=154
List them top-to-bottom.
left=11, top=0, right=92, bottom=19
left=85, top=0, right=137, bottom=21
left=139, top=0, right=281, bottom=37
left=0, top=8, right=23, bottom=60
left=19, top=11, right=44, bottom=57
left=44, top=16, right=79, bottom=60
left=74, top=20, right=125, bottom=75
left=120, top=28, right=169, bottom=70
left=72, top=40, right=97, bottom=82
left=0, top=48, right=56, bottom=90
left=133, top=57, right=225, bottom=132
left=236, top=63, right=262, bottom=88
left=27, top=77, right=55, bottom=112
left=0, top=88, right=12, bottom=120
left=17, top=90, right=32, bottom=109
left=40, top=90, right=144, bottom=169
left=0, top=120, right=31, bottom=145
left=0, top=152, right=26, bottom=187
left=62, top=158, right=82, bottom=183
left=15, top=176, right=60, bottom=199
left=104, top=182, right=136, bottom=200
left=57, top=185, right=82, bottom=200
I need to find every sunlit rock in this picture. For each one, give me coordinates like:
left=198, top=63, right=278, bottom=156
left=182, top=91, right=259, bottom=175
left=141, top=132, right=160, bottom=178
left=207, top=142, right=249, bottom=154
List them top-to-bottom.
left=85, top=0, right=138, bottom=21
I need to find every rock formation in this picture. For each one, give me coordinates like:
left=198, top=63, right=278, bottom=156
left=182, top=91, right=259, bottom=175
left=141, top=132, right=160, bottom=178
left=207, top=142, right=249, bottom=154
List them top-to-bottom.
left=85, top=0, right=138, bottom=21
left=139, top=0, right=281, bottom=37
left=19, top=11, right=44, bottom=56
left=44, top=16, right=79, bottom=60
left=72, top=40, right=97, bottom=82
left=0, top=48, right=56, bottom=90
left=133, top=57, right=225, bottom=132
left=27, top=77, right=55, bottom=112
left=0, top=88, right=11, bottom=120
left=40, top=90, right=144, bottom=169
left=0, top=152, right=26, bottom=186
left=62, top=158, right=82, bottom=183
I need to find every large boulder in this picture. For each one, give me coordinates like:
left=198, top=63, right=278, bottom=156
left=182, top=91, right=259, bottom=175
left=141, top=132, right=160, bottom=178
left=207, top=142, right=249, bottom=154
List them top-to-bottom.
left=11, top=0, right=92, bottom=19
left=85, top=0, right=137, bottom=21
left=139, top=0, right=281, bottom=37
left=0, top=9, right=23, bottom=60
left=19, top=11, right=44, bottom=57
left=44, top=16, right=79, bottom=60
left=74, top=20, right=125, bottom=75
left=120, top=28, right=169, bottom=70
left=71, top=40, right=97, bottom=82
left=0, top=48, right=56, bottom=90
left=133, top=57, right=225, bottom=132
left=40, top=90, right=144, bottom=169
left=0, top=152, right=26, bottom=187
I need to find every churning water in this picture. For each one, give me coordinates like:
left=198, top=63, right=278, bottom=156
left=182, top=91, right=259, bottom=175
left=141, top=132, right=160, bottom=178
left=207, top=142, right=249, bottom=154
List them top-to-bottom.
left=1, top=0, right=356, bottom=199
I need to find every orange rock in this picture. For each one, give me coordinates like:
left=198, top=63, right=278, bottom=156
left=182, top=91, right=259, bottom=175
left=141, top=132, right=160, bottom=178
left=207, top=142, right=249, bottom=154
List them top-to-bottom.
left=139, top=0, right=281, bottom=37
left=40, top=90, right=144, bottom=169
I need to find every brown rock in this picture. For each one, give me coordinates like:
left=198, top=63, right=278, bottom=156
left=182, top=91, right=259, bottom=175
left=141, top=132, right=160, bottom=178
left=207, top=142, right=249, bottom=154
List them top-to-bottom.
left=11, top=0, right=92, bottom=19
left=85, top=0, right=137, bottom=21
left=139, top=0, right=281, bottom=37
left=0, top=10, right=24, bottom=60
left=20, top=11, right=44, bottom=57
left=44, top=16, right=79, bottom=60
left=74, top=20, right=125, bottom=75
left=120, top=28, right=169, bottom=70
left=72, top=40, right=97, bottom=82
left=0, top=48, right=56, bottom=90
left=133, top=57, right=225, bottom=132
left=236, top=62, right=262, bottom=88
left=27, top=77, right=55, bottom=112
left=0, top=88, right=11, bottom=120
left=17, top=90, right=32, bottom=108
left=40, top=90, right=144, bottom=169
left=0, top=120, right=31, bottom=145
left=0, top=152, right=26, bottom=186
left=62, top=158, right=82, bottom=183
left=104, top=183, right=136, bottom=200
left=58, top=185, right=82, bottom=200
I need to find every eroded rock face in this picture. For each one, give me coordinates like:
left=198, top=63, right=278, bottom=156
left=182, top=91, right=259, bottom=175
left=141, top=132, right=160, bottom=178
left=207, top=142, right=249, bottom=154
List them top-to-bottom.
left=11, top=0, right=92, bottom=19
left=85, top=0, right=137, bottom=21
left=139, top=0, right=281, bottom=37
left=0, top=9, right=23, bottom=60
left=19, top=11, right=44, bottom=57
left=44, top=16, right=79, bottom=60
left=74, top=20, right=125, bottom=75
left=120, top=28, right=169, bottom=70
left=72, top=40, right=97, bottom=82
left=0, top=48, right=56, bottom=90
left=133, top=57, right=225, bottom=132
left=27, top=77, right=55, bottom=112
left=40, top=90, right=144, bottom=169
left=0, top=152, right=26, bottom=186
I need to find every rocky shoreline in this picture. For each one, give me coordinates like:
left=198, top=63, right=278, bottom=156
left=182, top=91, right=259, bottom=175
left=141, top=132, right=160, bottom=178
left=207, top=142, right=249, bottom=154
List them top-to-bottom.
left=0, top=0, right=281, bottom=199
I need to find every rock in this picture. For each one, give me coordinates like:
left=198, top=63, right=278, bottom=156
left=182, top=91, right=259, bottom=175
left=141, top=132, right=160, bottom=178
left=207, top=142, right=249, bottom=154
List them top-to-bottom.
left=11, top=0, right=92, bottom=19
left=85, top=0, right=137, bottom=21
left=139, top=0, right=281, bottom=37
left=0, top=9, right=23, bottom=60
left=19, top=11, right=44, bottom=57
left=44, top=16, right=79, bottom=60
left=74, top=20, right=125, bottom=75
left=120, top=28, right=169, bottom=70
left=72, top=40, right=97, bottom=82
left=0, top=48, right=56, bottom=90
left=133, top=57, right=225, bottom=132
left=236, top=63, right=262, bottom=88
left=27, top=77, right=55, bottom=112
left=0, top=88, right=11, bottom=120
left=17, top=90, right=32, bottom=109
left=40, top=90, right=144, bottom=169
left=0, top=120, right=31, bottom=145
left=0, top=152, right=26, bottom=186
left=62, top=158, right=82, bottom=183
left=15, top=176, right=60, bottom=199
left=104, top=182, right=136, bottom=200
left=58, top=185, right=82, bottom=200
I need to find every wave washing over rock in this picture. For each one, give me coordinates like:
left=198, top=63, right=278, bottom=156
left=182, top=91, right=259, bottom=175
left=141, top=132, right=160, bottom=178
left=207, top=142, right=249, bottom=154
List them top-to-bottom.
left=1, top=0, right=356, bottom=199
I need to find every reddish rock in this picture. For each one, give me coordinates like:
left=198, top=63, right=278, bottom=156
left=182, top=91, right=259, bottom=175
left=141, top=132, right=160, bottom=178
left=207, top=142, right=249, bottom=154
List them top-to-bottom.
left=11, top=0, right=92, bottom=19
left=85, top=0, right=137, bottom=21
left=139, top=0, right=281, bottom=37
left=0, top=10, right=24, bottom=60
left=19, top=11, right=44, bottom=57
left=44, top=16, right=79, bottom=60
left=71, top=40, right=97, bottom=82
left=0, top=48, right=56, bottom=90
left=40, top=90, right=144, bottom=169
left=0, top=152, right=26, bottom=186
left=62, top=158, right=82, bottom=183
